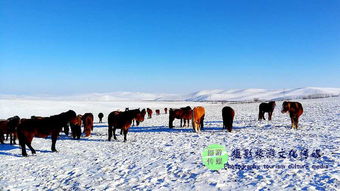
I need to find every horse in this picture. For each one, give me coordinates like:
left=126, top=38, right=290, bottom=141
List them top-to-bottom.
left=258, top=101, right=276, bottom=121
left=281, top=101, right=303, bottom=129
left=181, top=106, right=192, bottom=127
left=192, top=106, right=205, bottom=132
left=222, top=106, right=235, bottom=132
left=147, top=108, right=153, bottom=118
left=164, top=108, right=168, bottom=114
left=169, top=108, right=184, bottom=128
left=108, top=109, right=145, bottom=142
left=155, top=109, right=160, bottom=115
left=17, top=110, right=77, bottom=156
left=82, top=113, right=94, bottom=137
left=98, top=113, right=104, bottom=123
left=71, top=115, right=82, bottom=139
left=0, top=116, right=20, bottom=144
left=7, top=116, right=20, bottom=144
left=0, top=120, right=7, bottom=144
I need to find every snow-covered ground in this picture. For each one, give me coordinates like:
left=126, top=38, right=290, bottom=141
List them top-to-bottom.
left=0, top=97, right=339, bottom=190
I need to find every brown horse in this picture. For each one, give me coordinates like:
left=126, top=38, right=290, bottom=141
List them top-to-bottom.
left=258, top=101, right=276, bottom=121
left=281, top=101, right=303, bottom=129
left=168, top=106, right=193, bottom=128
left=181, top=106, right=192, bottom=127
left=192, top=106, right=205, bottom=132
left=222, top=106, right=235, bottom=132
left=147, top=108, right=153, bottom=118
left=164, top=108, right=168, bottom=114
left=169, top=108, right=183, bottom=128
left=108, top=109, right=145, bottom=142
left=155, top=109, right=160, bottom=115
left=17, top=110, right=77, bottom=156
left=82, top=113, right=94, bottom=137
left=98, top=113, right=104, bottom=123
left=71, top=115, right=82, bottom=139
left=0, top=116, right=20, bottom=144
left=0, top=120, right=7, bottom=144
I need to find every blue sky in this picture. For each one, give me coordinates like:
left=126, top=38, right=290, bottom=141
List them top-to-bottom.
left=1, top=0, right=339, bottom=95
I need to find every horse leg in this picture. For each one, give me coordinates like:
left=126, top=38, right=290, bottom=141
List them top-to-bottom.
left=258, top=111, right=262, bottom=121
left=268, top=112, right=272, bottom=121
left=289, top=114, right=295, bottom=129
left=201, top=115, right=205, bottom=129
left=295, top=116, right=299, bottom=129
left=169, top=118, right=174, bottom=128
left=180, top=119, right=182, bottom=127
left=64, top=125, right=69, bottom=136
left=108, top=125, right=112, bottom=141
left=113, top=127, right=117, bottom=140
left=120, top=128, right=123, bottom=135
left=123, top=129, right=128, bottom=142
left=0, top=132, right=4, bottom=144
left=18, top=132, right=28, bottom=156
left=51, top=132, right=59, bottom=152
left=10, top=133, right=13, bottom=144
left=22, top=134, right=35, bottom=155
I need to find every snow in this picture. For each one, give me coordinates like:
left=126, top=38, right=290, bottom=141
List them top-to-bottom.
left=2, top=87, right=339, bottom=102
left=0, top=97, right=339, bottom=190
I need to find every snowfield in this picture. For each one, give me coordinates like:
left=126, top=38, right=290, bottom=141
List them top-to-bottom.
left=0, top=97, right=339, bottom=190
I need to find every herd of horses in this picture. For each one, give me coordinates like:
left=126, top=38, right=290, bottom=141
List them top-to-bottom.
left=0, top=101, right=303, bottom=157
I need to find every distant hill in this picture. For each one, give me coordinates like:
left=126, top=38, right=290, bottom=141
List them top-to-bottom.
left=1, top=87, right=340, bottom=102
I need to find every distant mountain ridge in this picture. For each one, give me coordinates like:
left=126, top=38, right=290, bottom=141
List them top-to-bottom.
left=1, top=87, right=340, bottom=102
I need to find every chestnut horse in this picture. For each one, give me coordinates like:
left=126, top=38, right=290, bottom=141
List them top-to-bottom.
left=258, top=101, right=276, bottom=121
left=281, top=101, right=303, bottom=129
left=192, top=106, right=205, bottom=132
left=222, top=106, right=235, bottom=132
left=147, top=108, right=153, bottom=118
left=164, top=108, right=168, bottom=114
left=108, top=109, right=145, bottom=142
left=155, top=109, right=160, bottom=115
left=17, top=110, right=77, bottom=156
left=82, top=113, right=94, bottom=137
left=98, top=113, right=104, bottom=123
left=71, top=115, right=82, bottom=139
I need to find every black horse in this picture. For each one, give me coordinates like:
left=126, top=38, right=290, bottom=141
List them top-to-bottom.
left=258, top=101, right=276, bottom=121
left=98, top=113, right=104, bottom=123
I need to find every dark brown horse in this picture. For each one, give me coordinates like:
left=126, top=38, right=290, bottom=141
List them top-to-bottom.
left=258, top=101, right=276, bottom=121
left=281, top=101, right=303, bottom=129
left=168, top=106, right=192, bottom=128
left=181, top=106, right=192, bottom=127
left=222, top=106, right=235, bottom=132
left=147, top=108, right=153, bottom=118
left=164, top=108, right=168, bottom=114
left=169, top=108, right=183, bottom=128
left=108, top=109, right=145, bottom=142
left=155, top=109, right=160, bottom=115
left=17, top=110, right=77, bottom=156
left=82, top=113, right=94, bottom=137
left=98, top=113, right=104, bottom=123
left=71, top=115, right=82, bottom=139
left=0, top=116, right=20, bottom=144
left=0, top=120, right=7, bottom=144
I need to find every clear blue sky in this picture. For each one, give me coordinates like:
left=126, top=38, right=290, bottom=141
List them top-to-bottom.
left=1, top=0, right=339, bottom=95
